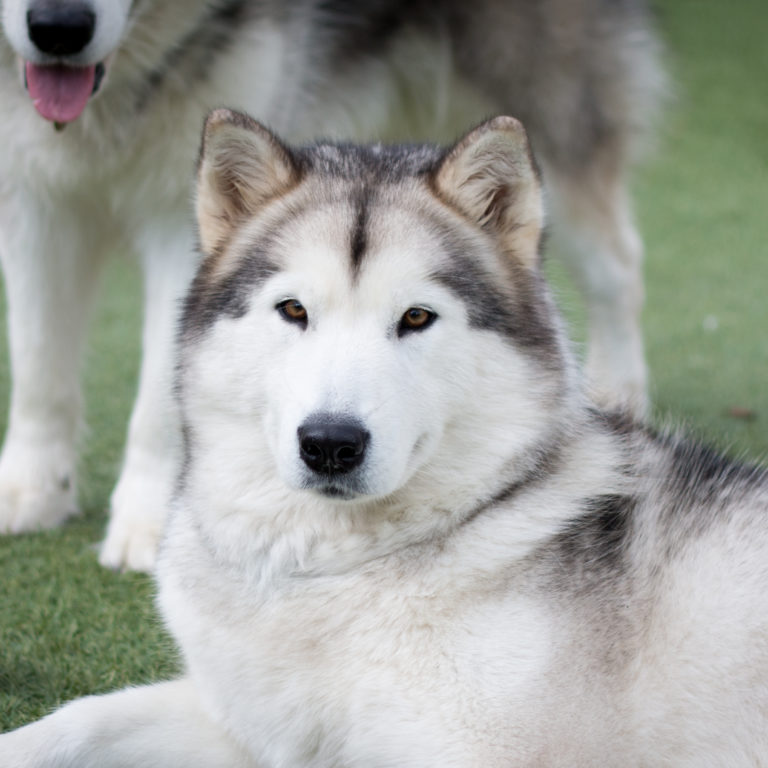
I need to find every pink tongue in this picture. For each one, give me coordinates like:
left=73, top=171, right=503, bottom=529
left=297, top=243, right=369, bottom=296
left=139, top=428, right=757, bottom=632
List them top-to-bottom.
left=25, top=62, right=96, bottom=123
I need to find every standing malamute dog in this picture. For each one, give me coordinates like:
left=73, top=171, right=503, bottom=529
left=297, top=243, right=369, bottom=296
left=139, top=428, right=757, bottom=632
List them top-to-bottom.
left=0, top=0, right=663, bottom=570
left=3, top=113, right=767, bottom=767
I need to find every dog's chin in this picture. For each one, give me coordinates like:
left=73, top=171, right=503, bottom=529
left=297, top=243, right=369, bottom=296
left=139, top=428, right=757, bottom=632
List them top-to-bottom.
left=301, top=455, right=426, bottom=505
left=296, top=473, right=370, bottom=501
left=293, top=474, right=375, bottom=502
left=302, top=474, right=405, bottom=504
left=312, top=484, right=362, bottom=502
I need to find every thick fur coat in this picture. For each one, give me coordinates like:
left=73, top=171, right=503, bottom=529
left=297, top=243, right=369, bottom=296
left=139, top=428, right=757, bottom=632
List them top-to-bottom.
left=0, top=0, right=663, bottom=570
left=2, top=113, right=766, bottom=768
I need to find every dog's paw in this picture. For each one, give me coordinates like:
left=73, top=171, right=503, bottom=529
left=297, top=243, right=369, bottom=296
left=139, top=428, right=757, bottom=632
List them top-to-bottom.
left=586, top=340, right=649, bottom=420
left=0, top=440, right=78, bottom=533
left=98, top=462, right=173, bottom=572
left=99, top=515, right=160, bottom=573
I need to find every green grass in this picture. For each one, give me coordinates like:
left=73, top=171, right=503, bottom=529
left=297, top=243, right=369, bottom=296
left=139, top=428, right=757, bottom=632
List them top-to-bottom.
left=1, top=0, right=767, bottom=732
left=640, top=0, right=768, bottom=457
left=0, top=259, right=180, bottom=730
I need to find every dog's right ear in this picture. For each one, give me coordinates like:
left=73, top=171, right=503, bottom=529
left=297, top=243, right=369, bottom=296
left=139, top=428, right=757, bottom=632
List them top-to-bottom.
left=196, top=109, right=299, bottom=254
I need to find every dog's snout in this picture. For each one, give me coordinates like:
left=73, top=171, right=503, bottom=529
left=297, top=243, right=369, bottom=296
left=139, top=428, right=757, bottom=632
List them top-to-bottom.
left=27, top=3, right=96, bottom=56
left=298, top=417, right=369, bottom=476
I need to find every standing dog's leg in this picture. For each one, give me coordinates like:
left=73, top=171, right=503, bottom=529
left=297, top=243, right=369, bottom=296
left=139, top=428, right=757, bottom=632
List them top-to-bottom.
left=545, top=155, right=647, bottom=416
left=0, top=191, right=104, bottom=532
left=100, top=216, right=199, bottom=571
left=0, top=679, right=256, bottom=768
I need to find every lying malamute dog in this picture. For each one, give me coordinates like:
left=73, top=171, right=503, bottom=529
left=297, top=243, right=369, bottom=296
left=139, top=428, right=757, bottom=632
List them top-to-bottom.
left=0, top=0, right=663, bottom=570
left=3, top=113, right=767, bottom=767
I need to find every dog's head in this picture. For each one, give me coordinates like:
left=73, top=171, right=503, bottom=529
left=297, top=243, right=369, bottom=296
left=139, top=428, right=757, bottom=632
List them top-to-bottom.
left=1, top=0, right=132, bottom=123
left=179, top=111, right=575, bottom=515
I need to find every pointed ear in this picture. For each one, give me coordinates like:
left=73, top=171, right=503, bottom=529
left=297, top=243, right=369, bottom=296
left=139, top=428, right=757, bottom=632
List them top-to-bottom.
left=196, top=109, right=300, bottom=254
left=432, top=116, right=544, bottom=267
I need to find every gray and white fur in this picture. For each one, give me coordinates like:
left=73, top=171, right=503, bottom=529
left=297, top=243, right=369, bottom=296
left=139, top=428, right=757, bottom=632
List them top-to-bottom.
left=0, top=0, right=664, bottom=571
left=2, top=113, right=766, bottom=768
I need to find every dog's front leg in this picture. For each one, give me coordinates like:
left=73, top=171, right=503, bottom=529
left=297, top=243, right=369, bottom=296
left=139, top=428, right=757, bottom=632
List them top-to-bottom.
left=544, top=156, right=648, bottom=417
left=0, top=189, right=106, bottom=533
left=99, top=215, right=200, bottom=572
left=1, top=678, right=257, bottom=768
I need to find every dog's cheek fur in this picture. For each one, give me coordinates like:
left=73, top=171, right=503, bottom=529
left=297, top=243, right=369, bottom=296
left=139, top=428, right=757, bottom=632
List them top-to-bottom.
left=177, top=301, right=298, bottom=516
left=409, top=330, right=565, bottom=505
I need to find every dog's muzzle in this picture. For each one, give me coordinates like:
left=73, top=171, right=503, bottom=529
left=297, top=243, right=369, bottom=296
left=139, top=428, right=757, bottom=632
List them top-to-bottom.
left=22, top=1, right=107, bottom=125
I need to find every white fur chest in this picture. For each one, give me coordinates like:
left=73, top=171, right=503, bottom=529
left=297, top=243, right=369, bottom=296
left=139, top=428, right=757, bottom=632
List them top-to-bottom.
left=157, top=517, right=567, bottom=767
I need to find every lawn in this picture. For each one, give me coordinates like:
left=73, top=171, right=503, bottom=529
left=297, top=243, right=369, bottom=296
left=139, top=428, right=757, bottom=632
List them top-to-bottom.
left=1, top=0, right=766, bottom=732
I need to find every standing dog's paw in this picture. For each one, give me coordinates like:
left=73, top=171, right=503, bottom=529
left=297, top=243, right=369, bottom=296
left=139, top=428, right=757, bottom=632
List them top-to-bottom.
left=585, top=337, right=649, bottom=420
left=0, top=440, right=78, bottom=533
left=98, top=460, right=173, bottom=572
left=99, top=514, right=160, bottom=573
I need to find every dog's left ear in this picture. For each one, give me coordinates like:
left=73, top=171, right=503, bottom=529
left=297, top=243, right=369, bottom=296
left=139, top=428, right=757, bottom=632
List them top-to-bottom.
left=196, top=109, right=300, bottom=254
left=432, top=116, right=543, bottom=268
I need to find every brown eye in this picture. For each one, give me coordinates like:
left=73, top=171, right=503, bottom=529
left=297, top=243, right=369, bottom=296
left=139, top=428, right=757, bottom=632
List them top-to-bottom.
left=277, top=299, right=308, bottom=327
left=398, top=307, right=437, bottom=337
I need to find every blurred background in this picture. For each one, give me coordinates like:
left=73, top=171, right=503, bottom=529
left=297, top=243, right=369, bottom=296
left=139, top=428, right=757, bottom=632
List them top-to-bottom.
left=0, top=0, right=766, bottom=731
left=549, top=0, right=767, bottom=459
left=629, top=0, right=766, bottom=454
left=645, top=0, right=766, bottom=455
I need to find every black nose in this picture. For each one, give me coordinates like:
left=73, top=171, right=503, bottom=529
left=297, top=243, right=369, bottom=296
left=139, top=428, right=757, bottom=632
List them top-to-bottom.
left=27, top=3, right=96, bottom=56
left=298, top=417, right=369, bottom=476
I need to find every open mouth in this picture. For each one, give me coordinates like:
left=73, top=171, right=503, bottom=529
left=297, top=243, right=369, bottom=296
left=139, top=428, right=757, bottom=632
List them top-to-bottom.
left=24, top=61, right=106, bottom=124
